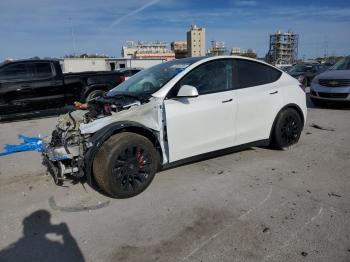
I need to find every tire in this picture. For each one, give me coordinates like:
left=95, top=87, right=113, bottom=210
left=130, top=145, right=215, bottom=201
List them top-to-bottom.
left=85, top=89, right=105, bottom=102
left=310, top=97, right=326, bottom=107
left=271, top=108, right=303, bottom=150
left=93, top=132, right=158, bottom=198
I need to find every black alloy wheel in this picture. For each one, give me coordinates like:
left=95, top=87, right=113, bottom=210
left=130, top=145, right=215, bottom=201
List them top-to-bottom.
left=271, top=108, right=302, bottom=149
left=280, top=115, right=300, bottom=146
left=93, top=132, right=158, bottom=198
left=113, top=145, right=152, bottom=193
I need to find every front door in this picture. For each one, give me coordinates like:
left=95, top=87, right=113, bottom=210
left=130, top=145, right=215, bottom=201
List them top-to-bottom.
left=164, top=59, right=237, bottom=162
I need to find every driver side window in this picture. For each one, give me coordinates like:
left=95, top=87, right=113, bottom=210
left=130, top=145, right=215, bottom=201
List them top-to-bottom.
left=179, top=59, right=233, bottom=95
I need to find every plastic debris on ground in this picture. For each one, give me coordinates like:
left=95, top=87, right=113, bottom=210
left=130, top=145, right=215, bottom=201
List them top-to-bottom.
left=0, top=135, right=43, bottom=156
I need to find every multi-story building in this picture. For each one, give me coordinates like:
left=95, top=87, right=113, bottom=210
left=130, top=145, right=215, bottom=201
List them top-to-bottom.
left=187, top=25, right=206, bottom=57
left=266, top=30, right=299, bottom=65
left=122, top=41, right=175, bottom=61
left=171, top=41, right=188, bottom=59
left=207, top=41, right=226, bottom=56
left=230, top=47, right=241, bottom=55
left=230, top=47, right=257, bottom=58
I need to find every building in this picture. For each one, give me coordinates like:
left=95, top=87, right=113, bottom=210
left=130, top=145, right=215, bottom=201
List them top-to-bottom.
left=187, top=25, right=206, bottom=57
left=266, top=30, right=299, bottom=65
left=121, top=41, right=175, bottom=61
left=171, top=41, right=188, bottom=59
left=207, top=41, right=226, bottom=56
left=230, top=47, right=241, bottom=55
left=230, top=48, right=257, bottom=58
left=61, top=57, right=165, bottom=73
left=63, top=58, right=108, bottom=73
left=107, top=58, right=166, bottom=71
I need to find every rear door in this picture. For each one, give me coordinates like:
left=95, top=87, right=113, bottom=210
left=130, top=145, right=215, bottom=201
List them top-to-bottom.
left=164, top=59, right=237, bottom=162
left=233, top=59, right=283, bottom=145
left=0, top=62, right=33, bottom=115
left=27, top=62, right=65, bottom=110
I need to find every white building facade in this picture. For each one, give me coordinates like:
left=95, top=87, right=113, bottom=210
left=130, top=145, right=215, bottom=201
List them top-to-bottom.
left=187, top=25, right=206, bottom=57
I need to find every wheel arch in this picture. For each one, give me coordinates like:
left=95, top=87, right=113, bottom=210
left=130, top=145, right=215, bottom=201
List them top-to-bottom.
left=81, top=84, right=112, bottom=101
left=269, top=103, right=305, bottom=141
left=84, top=121, right=163, bottom=186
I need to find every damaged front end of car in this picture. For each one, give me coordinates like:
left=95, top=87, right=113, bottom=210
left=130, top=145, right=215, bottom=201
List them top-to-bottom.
left=42, top=94, right=163, bottom=186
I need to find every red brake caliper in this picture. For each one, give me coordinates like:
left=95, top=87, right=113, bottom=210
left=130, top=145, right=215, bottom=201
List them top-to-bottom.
left=137, top=149, right=146, bottom=169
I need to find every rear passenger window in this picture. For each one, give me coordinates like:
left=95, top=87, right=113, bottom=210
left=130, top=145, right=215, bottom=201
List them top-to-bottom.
left=235, top=60, right=281, bottom=89
left=33, top=62, right=53, bottom=78
left=0, top=64, right=28, bottom=80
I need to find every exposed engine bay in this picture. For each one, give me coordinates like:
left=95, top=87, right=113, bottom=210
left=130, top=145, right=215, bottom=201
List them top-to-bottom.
left=42, top=95, right=155, bottom=185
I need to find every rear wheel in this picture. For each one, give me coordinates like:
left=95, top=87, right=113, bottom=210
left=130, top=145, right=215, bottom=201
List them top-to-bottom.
left=271, top=108, right=302, bottom=150
left=93, top=132, right=158, bottom=198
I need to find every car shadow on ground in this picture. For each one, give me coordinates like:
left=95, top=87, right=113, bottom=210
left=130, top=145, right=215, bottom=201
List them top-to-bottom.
left=0, top=210, right=85, bottom=262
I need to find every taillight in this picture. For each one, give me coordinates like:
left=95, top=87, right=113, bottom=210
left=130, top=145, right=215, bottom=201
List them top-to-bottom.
left=120, top=75, right=125, bottom=82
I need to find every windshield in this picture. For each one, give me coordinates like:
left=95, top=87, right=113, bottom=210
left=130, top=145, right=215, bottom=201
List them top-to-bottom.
left=107, top=57, right=203, bottom=98
left=330, top=57, right=350, bottom=70
left=289, top=64, right=306, bottom=73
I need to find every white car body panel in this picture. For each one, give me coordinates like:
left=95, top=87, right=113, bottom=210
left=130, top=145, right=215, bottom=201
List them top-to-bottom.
left=234, top=81, right=283, bottom=145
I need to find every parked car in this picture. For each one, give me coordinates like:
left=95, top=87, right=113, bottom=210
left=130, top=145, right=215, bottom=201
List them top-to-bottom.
left=43, top=56, right=306, bottom=198
left=310, top=56, right=350, bottom=106
left=0, top=59, right=128, bottom=121
left=288, top=63, right=330, bottom=88
left=280, top=65, right=293, bottom=72
left=117, top=68, right=142, bottom=81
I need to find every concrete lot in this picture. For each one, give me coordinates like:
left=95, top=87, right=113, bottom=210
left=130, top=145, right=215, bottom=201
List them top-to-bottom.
left=0, top=97, right=349, bottom=262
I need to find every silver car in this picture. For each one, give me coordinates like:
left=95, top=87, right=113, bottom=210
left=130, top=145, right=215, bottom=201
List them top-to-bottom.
left=310, top=56, right=350, bottom=106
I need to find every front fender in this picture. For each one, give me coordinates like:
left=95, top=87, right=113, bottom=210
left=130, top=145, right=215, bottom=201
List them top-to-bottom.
left=83, top=121, right=159, bottom=186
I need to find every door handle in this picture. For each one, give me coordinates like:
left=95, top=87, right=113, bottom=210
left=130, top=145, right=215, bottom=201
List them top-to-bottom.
left=21, top=84, right=30, bottom=88
left=269, top=91, right=278, bottom=95
left=222, top=98, right=233, bottom=103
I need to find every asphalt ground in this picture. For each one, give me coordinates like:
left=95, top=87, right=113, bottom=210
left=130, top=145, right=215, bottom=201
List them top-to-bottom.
left=0, top=95, right=349, bottom=262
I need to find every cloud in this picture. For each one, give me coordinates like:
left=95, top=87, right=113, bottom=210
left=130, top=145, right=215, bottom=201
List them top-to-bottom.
left=107, top=0, right=161, bottom=29
left=234, top=1, right=258, bottom=7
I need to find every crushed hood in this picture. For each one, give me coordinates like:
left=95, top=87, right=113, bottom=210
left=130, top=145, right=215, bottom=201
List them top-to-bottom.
left=79, top=98, right=163, bottom=134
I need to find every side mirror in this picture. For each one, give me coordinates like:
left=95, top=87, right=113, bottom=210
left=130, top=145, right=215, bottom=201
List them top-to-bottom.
left=177, top=85, right=199, bottom=98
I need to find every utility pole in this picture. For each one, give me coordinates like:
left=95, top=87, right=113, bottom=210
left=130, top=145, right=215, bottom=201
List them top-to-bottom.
left=70, top=18, right=77, bottom=56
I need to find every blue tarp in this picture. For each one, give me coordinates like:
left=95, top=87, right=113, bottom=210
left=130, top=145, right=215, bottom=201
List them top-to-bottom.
left=0, top=135, right=44, bottom=156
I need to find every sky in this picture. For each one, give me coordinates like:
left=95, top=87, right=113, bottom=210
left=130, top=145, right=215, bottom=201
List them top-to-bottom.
left=0, top=0, right=350, bottom=61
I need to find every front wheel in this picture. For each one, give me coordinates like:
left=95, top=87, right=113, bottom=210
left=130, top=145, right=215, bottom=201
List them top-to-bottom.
left=271, top=108, right=303, bottom=150
left=93, top=132, right=158, bottom=198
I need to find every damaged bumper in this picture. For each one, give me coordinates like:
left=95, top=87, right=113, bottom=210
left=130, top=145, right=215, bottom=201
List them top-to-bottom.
left=42, top=96, right=165, bottom=186
left=42, top=142, right=84, bottom=185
